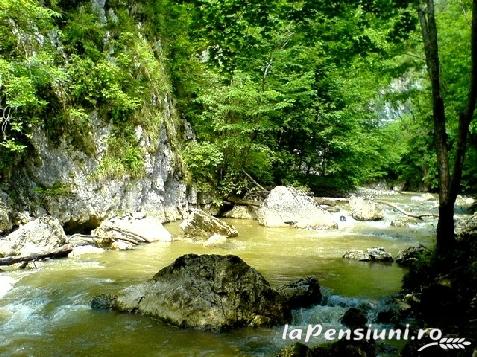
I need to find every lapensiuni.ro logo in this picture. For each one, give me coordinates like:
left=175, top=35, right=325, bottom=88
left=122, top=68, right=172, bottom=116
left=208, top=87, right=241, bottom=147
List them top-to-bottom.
left=281, top=324, right=472, bottom=352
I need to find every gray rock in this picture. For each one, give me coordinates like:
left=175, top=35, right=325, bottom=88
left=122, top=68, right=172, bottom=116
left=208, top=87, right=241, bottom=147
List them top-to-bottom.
left=257, top=186, right=337, bottom=230
left=349, top=196, right=384, bottom=221
left=224, top=206, right=257, bottom=220
left=180, top=209, right=238, bottom=239
left=92, top=215, right=172, bottom=246
left=0, top=216, right=66, bottom=257
left=395, top=244, right=429, bottom=267
left=343, top=247, right=393, bottom=262
left=93, top=254, right=290, bottom=330
left=277, top=277, right=322, bottom=309
left=91, top=294, right=116, bottom=310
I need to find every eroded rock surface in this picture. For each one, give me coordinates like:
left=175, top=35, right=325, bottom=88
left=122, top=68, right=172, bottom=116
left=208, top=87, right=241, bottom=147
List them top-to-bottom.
left=92, top=254, right=289, bottom=330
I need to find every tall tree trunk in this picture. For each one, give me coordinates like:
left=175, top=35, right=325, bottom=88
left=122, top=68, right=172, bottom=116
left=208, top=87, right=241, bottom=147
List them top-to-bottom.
left=418, top=0, right=477, bottom=253
left=418, top=0, right=453, bottom=252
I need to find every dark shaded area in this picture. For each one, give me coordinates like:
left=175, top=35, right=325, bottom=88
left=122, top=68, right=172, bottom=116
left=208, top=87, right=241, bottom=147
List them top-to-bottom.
left=63, top=216, right=101, bottom=235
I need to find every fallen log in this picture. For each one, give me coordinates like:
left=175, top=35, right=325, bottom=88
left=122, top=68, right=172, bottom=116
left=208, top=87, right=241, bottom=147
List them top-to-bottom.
left=377, top=200, right=438, bottom=220
left=0, top=245, right=73, bottom=266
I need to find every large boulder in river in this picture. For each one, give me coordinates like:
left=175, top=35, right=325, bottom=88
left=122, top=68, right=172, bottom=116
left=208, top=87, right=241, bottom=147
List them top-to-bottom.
left=257, top=186, right=337, bottom=230
left=349, top=196, right=384, bottom=221
left=180, top=209, right=238, bottom=238
left=92, top=214, right=172, bottom=246
left=0, top=216, right=66, bottom=257
left=343, top=247, right=393, bottom=263
left=92, top=254, right=289, bottom=330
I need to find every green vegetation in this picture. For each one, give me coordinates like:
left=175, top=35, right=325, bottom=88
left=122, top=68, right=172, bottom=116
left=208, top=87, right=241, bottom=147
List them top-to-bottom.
left=0, top=0, right=476, bottom=200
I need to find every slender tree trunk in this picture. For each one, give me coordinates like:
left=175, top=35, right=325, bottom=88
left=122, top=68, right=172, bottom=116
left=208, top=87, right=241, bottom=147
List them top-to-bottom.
left=418, top=0, right=477, bottom=253
left=419, top=0, right=454, bottom=251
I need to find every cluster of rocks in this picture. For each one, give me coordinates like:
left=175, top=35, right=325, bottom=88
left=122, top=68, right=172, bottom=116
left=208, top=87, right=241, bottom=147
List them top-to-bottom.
left=0, top=212, right=176, bottom=264
left=343, top=245, right=429, bottom=266
left=92, top=254, right=323, bottom=331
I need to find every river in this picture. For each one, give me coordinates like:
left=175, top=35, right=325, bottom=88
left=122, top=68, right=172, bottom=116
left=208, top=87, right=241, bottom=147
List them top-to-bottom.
left=0, top=193, right=439, bottom=356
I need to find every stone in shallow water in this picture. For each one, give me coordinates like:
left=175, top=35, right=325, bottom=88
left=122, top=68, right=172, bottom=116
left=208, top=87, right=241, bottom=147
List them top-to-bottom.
left=349, top=196, right=384, bottom=221
left=224, top=205, right=258, bottom=220
left=180, top=209, right=238, bottom=239
left=395, top=244, right=429, bottom=267
left=343, top=247, right=393, bottom=263
left=92, top=254, right=289, bottom=330
left=277, top=277, right=322, bottom=309
left=341, top=307, right=367, bottom=329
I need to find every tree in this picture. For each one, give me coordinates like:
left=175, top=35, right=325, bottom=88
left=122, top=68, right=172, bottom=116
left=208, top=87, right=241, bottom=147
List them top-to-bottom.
left=418, top=0, right=477, bottom=252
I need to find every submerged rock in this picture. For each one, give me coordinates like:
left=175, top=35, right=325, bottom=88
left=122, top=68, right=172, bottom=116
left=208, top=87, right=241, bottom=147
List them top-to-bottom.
left=257, top=186, right=337, bottom=230
left=349, top=196, right=384, bottom=221
left=224, top=205, right=258, bottom=220
left=180, top=209, right=238, bottom=239
left=92, top=214, right=172, bottom=246
left=0, top=216, right=66, bottom=257
left=202, top=234, right=228, bottom=247
left=395, top=244, right=429, bottom=267
left=68, top=245, right=105, bottom=257
left=343, top=247, right=393, bottom=263
left=92, top=254, right=289, bottom=330
left=278, top=277, right=322, bottom=309
left=341, top=307, right=367, bottom=329
left=276, top=343, right=313, bottom=357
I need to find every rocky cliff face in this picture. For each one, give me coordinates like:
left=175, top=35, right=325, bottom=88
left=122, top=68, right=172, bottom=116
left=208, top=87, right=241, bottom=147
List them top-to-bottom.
left=1, top=100, right=195, bottom=234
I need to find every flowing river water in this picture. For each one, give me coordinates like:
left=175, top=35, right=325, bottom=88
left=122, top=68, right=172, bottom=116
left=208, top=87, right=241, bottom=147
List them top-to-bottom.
left=0, top=193, right=442, bottom=356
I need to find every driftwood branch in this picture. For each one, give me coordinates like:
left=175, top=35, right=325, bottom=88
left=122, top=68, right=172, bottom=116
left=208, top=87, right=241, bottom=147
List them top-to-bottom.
left=242, top=170, right=266, bottom=191
left=377, top=200, right=438, bottom=220
left=0, top=245, right=73, bottom=266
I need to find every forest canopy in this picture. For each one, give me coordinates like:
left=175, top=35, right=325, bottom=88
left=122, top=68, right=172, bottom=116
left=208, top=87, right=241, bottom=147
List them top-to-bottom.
left=0, top=0, right=476, bottom=198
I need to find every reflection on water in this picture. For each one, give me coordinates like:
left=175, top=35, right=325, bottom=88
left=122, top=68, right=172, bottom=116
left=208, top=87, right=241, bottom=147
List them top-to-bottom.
left=0, top=195, right=436, bottom=356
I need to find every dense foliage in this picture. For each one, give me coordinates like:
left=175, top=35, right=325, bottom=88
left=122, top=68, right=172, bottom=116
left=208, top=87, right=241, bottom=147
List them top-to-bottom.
left=0, top=0, right=475, bottom=197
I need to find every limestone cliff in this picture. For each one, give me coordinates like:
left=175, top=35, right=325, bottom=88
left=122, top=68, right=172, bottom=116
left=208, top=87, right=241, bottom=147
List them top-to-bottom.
left=1, top=100, right=194, bottom=234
